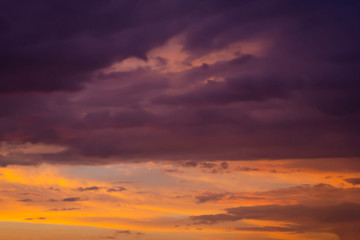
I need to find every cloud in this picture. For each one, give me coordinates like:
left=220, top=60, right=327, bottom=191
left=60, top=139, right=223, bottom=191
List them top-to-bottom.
left=0, top=0, right=212, bottom=93
left=0, top=1, right=359, bottom=167
left=152, top=76, right=291, bottom=106
left=284, top=158, right=360, bottom=172
left=182, top=161, right=198, bottom=167
left=199, top=162, right=217, bottom=168
left=220, top=162, right=229, bottom=169
left=234, top=167, right=260, bottom=172
left=163, top=169, right=183, bottom=173
left=344, top=178, right=360, bottom=185
left=191, top=183, right=360, bottom=239
left=257, top=183, right=360, bottom=205
left=195, top=184, right=360, bottom=205
left=77, top=186, right=100, bottom=192
left=107, top=187, right=127, bottom=193
left=195, top=191, right=264, bottom=204
left=20, top=192, right=39, bottom=196
left=195, top=192, right=228, bottom=204
left=62, top=197, right=82, bottom=202
left=17, top=199, right=32, bottom=202
left=191, top=203, right=360, bottom=239
left=194, top=204, right=360, bottom=235
left=49, top=208, right=80, bottom=211
left=24, top=217, right=46, bottom=221
left=234, top=225, right=309, bottom=233
left=103, top=229, right=144, bottom=239
left=116, top=230, right=131, bottom=234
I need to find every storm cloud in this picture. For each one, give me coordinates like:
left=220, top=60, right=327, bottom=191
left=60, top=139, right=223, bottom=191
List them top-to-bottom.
left=0, top=0, right=359, bottom=167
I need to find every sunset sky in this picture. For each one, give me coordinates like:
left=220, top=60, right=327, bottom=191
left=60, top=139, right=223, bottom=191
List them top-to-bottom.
left=0, top=1, right=360, bottom=240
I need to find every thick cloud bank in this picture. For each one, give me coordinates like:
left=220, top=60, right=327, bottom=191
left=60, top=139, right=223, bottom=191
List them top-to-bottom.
left=0, top=0, right=359, bottom=166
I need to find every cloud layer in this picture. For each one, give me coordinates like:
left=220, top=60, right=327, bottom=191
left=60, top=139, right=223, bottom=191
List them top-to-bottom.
left=0, top=0, right=359, bottom=167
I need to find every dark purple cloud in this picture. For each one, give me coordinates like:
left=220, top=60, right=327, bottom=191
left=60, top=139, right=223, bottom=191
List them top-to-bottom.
left=0, top=0, right=359, bottom=167
left=0, top=0, right=215, bottom=93
left=152, top=76, right=292, bottom=106
left=199, top=162, right=217, bottom=169
left=344, top=178, right=360, bottom=186
left=191, top=183, right=360, bottom=239
left=194, top=183, right=360, bottom=205
left=77, top=186, right=100, bottom=192
left=107, top=187, right=127, bottom=193
left=195, top=191, right=263, bottom=204
left=195, top=192, right=228, bottom=204
left=62, top=197, right=82, bottom=202
left=17, top=198, right=32, bottom=202
left=191, top=203, right=360, bottom=239
left=24, top=217, right=46, bottom=221
left=104, top=229, right=144, bottom=239
left=116, top=230, right=131, bottom=234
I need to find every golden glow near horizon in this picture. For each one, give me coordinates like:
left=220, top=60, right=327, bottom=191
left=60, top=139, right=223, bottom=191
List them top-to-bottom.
left=1, top=159, right=359, bottom=240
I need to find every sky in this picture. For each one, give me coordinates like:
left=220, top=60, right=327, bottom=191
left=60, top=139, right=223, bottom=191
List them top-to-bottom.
left=0, top=1, right=360, bottom=240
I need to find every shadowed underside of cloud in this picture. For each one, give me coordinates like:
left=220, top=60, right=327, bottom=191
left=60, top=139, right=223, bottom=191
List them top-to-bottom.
left=0, top=0, right=359, bottom=167
left=344, top=178, right=360, bottom=185
left=191, top=183, right=360, bottom=240
left=194, top=183, right=360, bottom=205
left=190, top=184, right=360, bottom=240
left=77, top=186, right=100, bottom=192
left=107, top=187, right=127, bottom=193
left=195, top=191, right=263, bottom=204
left=62, top=197, right=82, bottom=202
left=17, top=198, right=32, bottom=202
left=191, top=203, right=360, bottom=239
left=24, top=217, right=46, bottom=221
left=104, top=229, right=144, bottom=239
